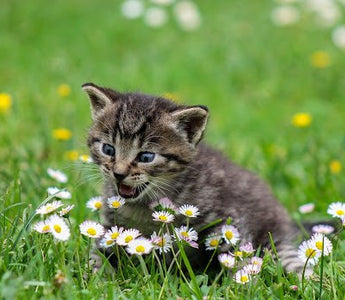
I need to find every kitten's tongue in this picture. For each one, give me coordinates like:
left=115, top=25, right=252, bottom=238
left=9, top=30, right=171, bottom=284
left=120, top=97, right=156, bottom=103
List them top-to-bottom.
left=119, top=184, right=136, bottom=198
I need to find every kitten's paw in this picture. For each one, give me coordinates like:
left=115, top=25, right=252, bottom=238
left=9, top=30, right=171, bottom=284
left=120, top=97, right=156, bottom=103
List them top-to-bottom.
left=89, top=251, right=103, bottom=273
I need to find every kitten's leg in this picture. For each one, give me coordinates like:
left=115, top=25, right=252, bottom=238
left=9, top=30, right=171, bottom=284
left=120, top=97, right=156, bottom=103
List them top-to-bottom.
left=89, top=241, right=117, bottom=273
left=276, top=243, right=313, bottom=278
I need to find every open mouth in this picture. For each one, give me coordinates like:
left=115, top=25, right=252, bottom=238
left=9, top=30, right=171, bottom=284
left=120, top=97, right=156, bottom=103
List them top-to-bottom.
left=117, top=183, right=149, bottom=199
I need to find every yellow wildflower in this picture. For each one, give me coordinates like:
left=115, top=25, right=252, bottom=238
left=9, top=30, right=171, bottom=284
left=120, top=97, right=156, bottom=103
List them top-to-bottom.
left=310, top=51, right=331, bottom=69
left=57, top=84, right=71, bottom=98
left=162, top=92, right=182, bottom=103
left=0, top=93, right=12, bottom=114
left=291, top=113, right=312, bottom=128
left=52, top=128, right=72, bottom=141
left=64, top=150, right=79, bottom=161
left=329, top=160, right=342, bottom=174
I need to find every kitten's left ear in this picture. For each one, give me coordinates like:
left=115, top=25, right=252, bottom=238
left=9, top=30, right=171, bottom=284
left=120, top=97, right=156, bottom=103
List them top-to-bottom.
left=82, top=82, right=117, bottom=119
left=171, top=106, right=209, bottom=145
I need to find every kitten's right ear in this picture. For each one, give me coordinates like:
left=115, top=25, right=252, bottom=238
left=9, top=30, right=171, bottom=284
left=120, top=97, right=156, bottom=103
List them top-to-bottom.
left=82, top=83, right=115, bottom=119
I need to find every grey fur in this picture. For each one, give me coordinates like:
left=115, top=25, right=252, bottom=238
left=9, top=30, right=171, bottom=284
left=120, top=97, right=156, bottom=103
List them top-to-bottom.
left=82, top=83, right=307, bottom=275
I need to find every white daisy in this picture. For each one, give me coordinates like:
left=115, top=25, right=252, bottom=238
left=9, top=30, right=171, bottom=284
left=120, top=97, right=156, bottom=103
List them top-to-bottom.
left=121, top=0, right=144, bottom=19
left=151, top=0, right=174, bottom=5
left=174, top=1, right=201, bottom=31
left=270, top=5, right=300, bottom=27
left=144, top=7, right=168, bottom=28
left=332, top=26, right=345, bottom=49
left=79, top=154, right=93, bottom=163
left=47, top=168, right=68, bottom=183
left=47, top=187, right=72, bottom=199
left=86, top=196, right=103, bottom=211
left=107, top=196, right=125, bottom=209
left=149, top=197, right=178, bottom=212
left=36, top=200, right=63, bottom=215
left=327, top=202, right=345, bottom=218
left=298, top=203, right=315, bottom=214
left=178, top=204, right=200, bottom=218
left=59, top=205, right=75, bottom=217
left=152, top=210, right=175, bottom=223
left=48, top=215, right=70, bottom=241
left=33, top=220, right=51, bottom=233
left=79, top=221, right=105, bottom=238
left=221, top=224, right=240, bottom=245
left=312, top=224, right=334, bottom=235
left=105, top=226, right=124, bottom=241
left=174, top=226, right=198, bottom=242
left=117, top=229, right=141, bottom=246
left=150, top=232, right=172, bottom=253
left=205, top=233, right=222, bottom=250
left=309, top=233, right=333, bottom=256
left=100, top=236, right=116, bottom=248
left=127, top=237, right=153, bottom=255
left=298, top=240, right=320, bottom=265
left=239, top=242, right=255, bottom=254
left=218, top=253, right=235, bottom=268
left=250, top=256, right=263, bottom=267
left=243, top=264, right=262, bottom=275
left=234, top=270, right=251, bottom=284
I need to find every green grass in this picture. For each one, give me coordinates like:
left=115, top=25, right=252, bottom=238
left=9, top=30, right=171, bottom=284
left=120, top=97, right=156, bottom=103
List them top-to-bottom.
left=1, top=0, right=345, bottom=298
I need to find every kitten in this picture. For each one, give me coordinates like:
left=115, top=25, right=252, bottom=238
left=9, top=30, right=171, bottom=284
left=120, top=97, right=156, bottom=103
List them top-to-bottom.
left=82, top=82, right=307, bottom=274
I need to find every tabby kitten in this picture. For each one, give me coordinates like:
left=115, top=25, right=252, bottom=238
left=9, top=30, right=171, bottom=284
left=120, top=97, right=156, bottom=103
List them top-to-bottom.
left=82, top=82, right=306, bottom=274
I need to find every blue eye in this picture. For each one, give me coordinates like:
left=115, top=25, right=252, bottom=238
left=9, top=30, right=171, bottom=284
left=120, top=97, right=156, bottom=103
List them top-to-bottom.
left=102, top=144, right=115, bottom=156
left=138, top=152, right=155, bottom=163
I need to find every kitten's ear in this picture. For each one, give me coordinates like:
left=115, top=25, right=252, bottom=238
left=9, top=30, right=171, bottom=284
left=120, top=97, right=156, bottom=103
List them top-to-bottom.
left=82, top=83, right=116, bottom=119
left=171, top=106, right=209, bottom=145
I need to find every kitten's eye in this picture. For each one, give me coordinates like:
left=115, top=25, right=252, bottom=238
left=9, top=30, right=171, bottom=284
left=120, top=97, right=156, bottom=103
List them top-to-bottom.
left=102, top=144, right=115, bottom=156
left=137, top=152, right=155, bottom=163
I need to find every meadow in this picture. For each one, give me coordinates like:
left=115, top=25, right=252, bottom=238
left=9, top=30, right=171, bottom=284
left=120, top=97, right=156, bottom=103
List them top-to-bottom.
left=1, top=0, right=345, bottom=298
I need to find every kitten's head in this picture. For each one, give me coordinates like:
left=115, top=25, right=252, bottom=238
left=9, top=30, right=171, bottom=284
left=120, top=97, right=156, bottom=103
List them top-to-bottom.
left=82, top=83, right=208, bottom=202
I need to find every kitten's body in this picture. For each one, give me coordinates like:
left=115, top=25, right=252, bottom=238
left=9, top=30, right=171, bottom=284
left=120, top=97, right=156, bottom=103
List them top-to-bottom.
left=83, top=83, right=306, bottom=274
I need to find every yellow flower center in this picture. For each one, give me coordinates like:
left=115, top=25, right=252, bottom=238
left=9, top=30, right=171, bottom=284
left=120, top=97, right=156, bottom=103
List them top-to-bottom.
left=310, top=51, right=331, bottom=69
left=57, top=84, right=71, bottom=97
left=0, top=93, right=12, bottom=113
left=292, top=113, right=312, bottom=128
left=52, top=128, right=72, bottom=141
left=64, top=150, right=79, bottom=161
left=80, top=154, right=90, bottom=162
left=330, top=160, right=342, bottom=174
left=94, top=201, right=102, bottom=209
left=112, top=201, right=121, bottom=208
left=45, top=205, right=53, bottom=212
left=336, top=209, right=344, bottom=216
left=185, top=210, right=193, bottom=216
left=159, top=215, right=168, bottom=221
left=54, top=224, right=62, bottom=233
left=42, top=225, right=50, bottom=232
left=87, top=228, right=97, bottom=236
left=181, top=231, right=189, bottom=238
left=225, top=231, right=233, bottom=240
left=111, top=232, right=119, bottom=239
left=125, top=236, right=133, bottom=243
left=157, top=238, right=166, bottom=247
left=210, top=239, right=219, bottom=247
left=106, top=240, right=114, bottom=245
left=316, top=241, right=323, bottom=250
left=136, top=245, right=145, bottom=253
left=305, top=248, right=316, bottom=258
left=235, top=251, right=243, bottom=257
left=241, top=275, right=248, bottom=283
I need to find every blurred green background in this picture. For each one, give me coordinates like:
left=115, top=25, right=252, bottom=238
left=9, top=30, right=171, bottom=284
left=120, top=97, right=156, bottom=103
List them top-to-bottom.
left=1, top=0, right=345, bottom=214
